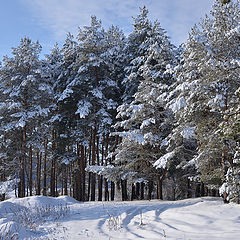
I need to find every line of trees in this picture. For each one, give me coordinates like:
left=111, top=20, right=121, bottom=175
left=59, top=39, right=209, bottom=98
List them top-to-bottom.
left=0, top=1, right=239, bottom=203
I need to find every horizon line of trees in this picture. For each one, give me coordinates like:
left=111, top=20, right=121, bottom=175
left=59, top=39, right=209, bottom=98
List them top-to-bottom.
left=0, top=0, right=239, bottom=203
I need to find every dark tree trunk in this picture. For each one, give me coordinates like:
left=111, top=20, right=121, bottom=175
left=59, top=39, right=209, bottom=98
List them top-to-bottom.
left=19, top=126, right=27, bottom=198
left=90, top=127, right=97, bottom=201
left=50, top=130, right=56, bottom=197
left=87, top=132, right=92, bottom=201
left=104, top=134, right=109, bottom=201
left=97, top=135, right=104, bottom=201
left=96, top=136, right=102, bottom=201
left=110, top=136, right=118, bottom=201
left=43, top=139, right=47, bottom=196
left=74, top=143, right=81, bottom=201
left=29, top=145, right=33, bottom=196
left=81, top=145, right=86, bottom=201
left=36, top=151, right=41, bottom=195
left=55, top=162, right=58, bottom=196
left=69, top=163, right=72, bottom=197
left=64, top=165, right=68, bottom=195
left=18, top=166, right=25, bottom=198
left=157, top=170, right=167, bottom=200
left=61, top=174, right=64, bottom=196
left=87, top=176, right=91, bottom=200
left=187, top=178, right=192, bottom=198
left=157, top=179, right=162, bottom=200
left=121, top=180, right=128, bottom=201
left=148, top=181, right=153, bottom=200
left=200, top=181, right=205, bottom=197
left=111, top=182, right=115, bottom=201
left=136, top=182, right=140, bottom=199
left=140, top=182, right=145, bottom=200
left=195, top=183, right=201, bottom=198
left=131, top=184, right=136, bottom=201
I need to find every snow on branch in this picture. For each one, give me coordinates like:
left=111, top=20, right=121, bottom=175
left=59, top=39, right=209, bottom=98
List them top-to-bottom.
left=153, top=151, right=175, bottom=169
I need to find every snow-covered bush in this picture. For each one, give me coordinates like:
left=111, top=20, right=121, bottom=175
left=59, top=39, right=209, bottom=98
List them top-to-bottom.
left=220, top=167, right=240, bottom=203
left=0, top=179, right=17, bottom=200
left=12, top=204, right=70, bottom=231
left=0, top=222, right=19, bottom=240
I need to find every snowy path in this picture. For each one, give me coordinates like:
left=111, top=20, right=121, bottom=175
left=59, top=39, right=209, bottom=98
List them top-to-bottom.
left=0, top=196, right=240, bottom=239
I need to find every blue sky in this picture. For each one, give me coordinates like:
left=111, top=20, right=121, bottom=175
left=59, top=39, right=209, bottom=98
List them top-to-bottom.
left=0, top=0, right=213, bottom=59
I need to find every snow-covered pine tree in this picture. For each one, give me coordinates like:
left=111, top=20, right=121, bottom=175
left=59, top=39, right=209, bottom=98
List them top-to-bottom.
left=174, top=0, right=240, bottom=202
left=122, top=6, right=154, bottom=104
left=105, top=14, right=177, bottom=200
left=72, top=16, right=123, bottom=201
left=98, top=25, right=126, bottom=200
left=51, top=34, right=79, bottom=197
left=0, top=37, right=53, bottom=197
left=43, top=43, right=64, bottom=196
left=152, top=44, right=200, bottom=200
left=220, top=57, right=240, bottom=203
left=220, top=96, right=240, bottom=202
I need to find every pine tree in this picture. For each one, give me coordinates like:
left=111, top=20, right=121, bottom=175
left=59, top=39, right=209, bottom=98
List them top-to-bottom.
left=174, top=0, right=240, bottom=201
left=122, top=6, right=154, bottom=103
left=104, top=12, right=177, bottom=200
left=66, top=16, right=123, bottom=201
left=0, top=37, right=52, bottom=197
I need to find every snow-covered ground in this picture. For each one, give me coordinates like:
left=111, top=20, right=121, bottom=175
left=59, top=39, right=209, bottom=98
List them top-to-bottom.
left=0, top=196, right=239, bottom=240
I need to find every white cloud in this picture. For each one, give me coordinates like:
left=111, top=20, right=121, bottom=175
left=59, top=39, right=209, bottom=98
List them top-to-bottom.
left=21, top=0, right=212, bottom=46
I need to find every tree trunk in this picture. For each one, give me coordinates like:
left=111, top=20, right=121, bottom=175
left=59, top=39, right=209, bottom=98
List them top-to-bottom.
left=222, top=96, right=230, bottom=203
left=19, top=126, right=27, bottom=198
left=90, top=127, right=96, bottom=201
left=50, top=130, right=56, bottom=197
left=87, top=132, right=92, bottom=201
left=104, top=134, right=109, bottom=201
left=97, top=135, right=104, bottom=201
left=97, top=136, right=102, bottom=201
left=110, top=136, right=118, bottom=201
left=43, top=139, right=47, bottom=196
left=74, top=143, right=81, bottom=200
left=29, top=145, right=33, bottom=196
left=81, top=145, right=86, bottom=201
left=36, top=151, right=41, bottom=195
left=55, top=162, right=58, bottom=196
left=69, top=163, right=72, bottom=197
left=64, top=165, right=68, bottom=195
left=18, top=166, right=25, bottom=198
left=157, top=170, right=167, bottom=200
left=61, top=174, right=64, bottom=196
left=157, top=178, right=162, bottom=200
left=187, top=178, right=192, bottom=198
left=121, top=180, right=128, bottom=201
left=148, top=181, right=153, bottom=200
left=200, top=181, right=205, bottom=197
left=111, top=182, right=115, bottom=201
left=136, top=182, right=140, bottom=199
left=140, top=182, right=145, bottom=200
left=195, top=183, right=201, bottom=198
left=131, top=184, right=136, bottom=201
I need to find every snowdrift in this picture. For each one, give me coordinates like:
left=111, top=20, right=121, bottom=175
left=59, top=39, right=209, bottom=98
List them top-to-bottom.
left=0, top=196, right=239, bottom=239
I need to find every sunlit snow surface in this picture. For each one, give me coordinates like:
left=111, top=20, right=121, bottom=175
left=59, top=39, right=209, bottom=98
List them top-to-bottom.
left=0, top=196, right=240, bottom=239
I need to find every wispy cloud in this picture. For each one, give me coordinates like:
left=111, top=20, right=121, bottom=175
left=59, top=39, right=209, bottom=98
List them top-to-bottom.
left=20, top=0, right=212, bottom=46
left=146, top=0, right=213, bottom=45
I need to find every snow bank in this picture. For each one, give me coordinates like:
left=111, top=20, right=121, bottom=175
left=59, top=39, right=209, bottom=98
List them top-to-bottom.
left=0, top=196, right=240, bottom=239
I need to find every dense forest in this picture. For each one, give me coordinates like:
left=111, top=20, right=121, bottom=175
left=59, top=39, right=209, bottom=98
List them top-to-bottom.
left=0, top=0, right=239, bottom=204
